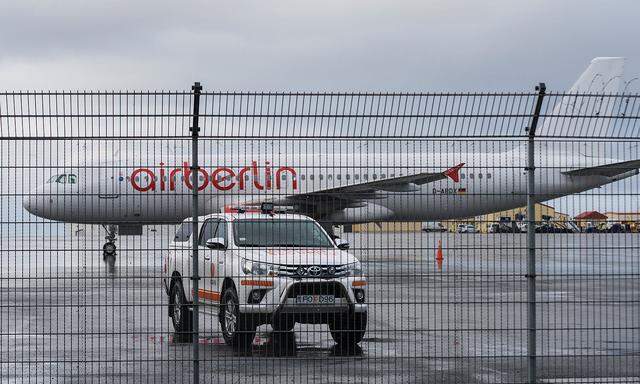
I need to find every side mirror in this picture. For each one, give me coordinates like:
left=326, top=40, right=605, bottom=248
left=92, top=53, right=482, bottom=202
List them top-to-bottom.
left=205, top=237, right=226, bottom=250
left=335, top=238, right=350, bottom=250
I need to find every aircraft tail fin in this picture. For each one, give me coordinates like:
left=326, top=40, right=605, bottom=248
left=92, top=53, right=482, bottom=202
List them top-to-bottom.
left=541, top=57, right=626, bottom=136
left=566, top=57, right=625, bottom=95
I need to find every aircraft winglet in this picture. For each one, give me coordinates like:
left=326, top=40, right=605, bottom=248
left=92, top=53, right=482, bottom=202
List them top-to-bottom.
left=444, top=163, right=465, bottom=182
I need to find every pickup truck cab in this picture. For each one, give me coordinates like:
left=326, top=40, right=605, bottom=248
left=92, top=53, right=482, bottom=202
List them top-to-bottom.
left=163, top=210, right=368, bottom=351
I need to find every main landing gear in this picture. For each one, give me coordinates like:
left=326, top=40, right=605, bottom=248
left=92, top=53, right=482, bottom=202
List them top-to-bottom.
left=102, top=225, right=117, bottom=272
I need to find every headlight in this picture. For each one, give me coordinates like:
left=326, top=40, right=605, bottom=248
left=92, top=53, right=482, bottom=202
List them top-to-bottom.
left=242, top=260, right=277, bottom=276
left=345, top=261, right=363, bottom=276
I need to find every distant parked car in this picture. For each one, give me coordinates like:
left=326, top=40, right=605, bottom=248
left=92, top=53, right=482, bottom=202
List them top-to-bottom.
left=422, top=222, right=447, bottom=232
left=489, top=222, right=522, bottom=233
left=584, top=223, right=599, bottom=233
left=607, top=223, right=625, bottom=233
left=456, top=224, right=468, bottom=233
left=465, top=224, right=477, bottom=233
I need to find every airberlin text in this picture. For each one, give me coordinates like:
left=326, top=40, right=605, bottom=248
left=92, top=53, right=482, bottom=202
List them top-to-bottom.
left=131, top=161, right=298, bottom=192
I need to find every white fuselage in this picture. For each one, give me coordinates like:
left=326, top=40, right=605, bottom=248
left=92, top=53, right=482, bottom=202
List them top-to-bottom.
left=23, top=150, right=618, bottom=225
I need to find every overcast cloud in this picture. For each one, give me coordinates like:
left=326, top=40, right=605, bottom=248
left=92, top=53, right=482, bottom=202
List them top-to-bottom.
left=0, top=0, right=638, bottom=92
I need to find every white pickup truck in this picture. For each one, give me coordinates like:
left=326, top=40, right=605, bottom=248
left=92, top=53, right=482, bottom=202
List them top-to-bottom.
left=163, top=209, right=368, bottom=351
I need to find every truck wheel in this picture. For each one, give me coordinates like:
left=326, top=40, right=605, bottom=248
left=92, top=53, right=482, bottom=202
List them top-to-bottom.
left=170, top=279, right=193, bottom=343
left=220, top=286, right=256, bottom=352
left=329, top=312, right=367, bottom=346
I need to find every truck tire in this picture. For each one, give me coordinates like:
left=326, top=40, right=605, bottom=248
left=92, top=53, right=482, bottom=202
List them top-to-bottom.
left=170, top=279, right=193, bottom=343
left=220, top=286, right=256, bottom=353
left=329, top=312, right=367, bottom=346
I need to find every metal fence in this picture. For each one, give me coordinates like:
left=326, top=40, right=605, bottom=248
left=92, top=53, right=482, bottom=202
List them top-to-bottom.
left=1, top=83, right=639, bottom=383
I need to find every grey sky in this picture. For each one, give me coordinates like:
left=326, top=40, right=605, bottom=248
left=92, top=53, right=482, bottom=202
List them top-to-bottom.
left=0, top=0, right=638, bottom=92
left=1, top=0, right=639, bottom=234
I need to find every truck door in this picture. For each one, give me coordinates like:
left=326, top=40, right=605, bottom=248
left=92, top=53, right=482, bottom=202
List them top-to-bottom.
left=197, top=219, right=227, bottom=311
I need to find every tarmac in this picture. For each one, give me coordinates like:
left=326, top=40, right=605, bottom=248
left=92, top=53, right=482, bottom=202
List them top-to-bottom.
left=1, top=231, right=639, bottom=383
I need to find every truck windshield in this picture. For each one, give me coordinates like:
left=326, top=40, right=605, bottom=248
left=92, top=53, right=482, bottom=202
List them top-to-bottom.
left=233, top=219, right=334, bottom=248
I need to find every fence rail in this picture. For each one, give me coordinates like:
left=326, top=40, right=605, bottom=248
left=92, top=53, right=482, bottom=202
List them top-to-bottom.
left=1, top=83, right=639, bottom=383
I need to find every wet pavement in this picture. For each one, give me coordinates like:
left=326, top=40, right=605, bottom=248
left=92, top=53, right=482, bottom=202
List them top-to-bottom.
left=1, top=231, right=639, bottom=383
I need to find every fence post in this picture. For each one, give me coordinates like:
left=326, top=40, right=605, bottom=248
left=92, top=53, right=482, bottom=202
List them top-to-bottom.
left=190, top=81, right=203, bottom=384
left=526, top=82, right=546, bottom=384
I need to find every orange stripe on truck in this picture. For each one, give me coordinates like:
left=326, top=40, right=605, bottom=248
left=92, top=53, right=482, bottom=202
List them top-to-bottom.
left=240, top=280, right=274, bottom=287
left=352, top=280, right=368, bottom=287
left=197, top=289, right=220, bottom=302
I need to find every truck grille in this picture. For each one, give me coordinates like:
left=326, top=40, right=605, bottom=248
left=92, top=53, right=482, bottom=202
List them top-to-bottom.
left=277, top=264, right=348, bottom=278
left=285, top=282, right=349, bottom=299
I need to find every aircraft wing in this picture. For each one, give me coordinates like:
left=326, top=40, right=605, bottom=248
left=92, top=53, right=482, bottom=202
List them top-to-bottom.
left=562, top=160, right=640, bottom=178
left=239, top=163, right=465, bottom=213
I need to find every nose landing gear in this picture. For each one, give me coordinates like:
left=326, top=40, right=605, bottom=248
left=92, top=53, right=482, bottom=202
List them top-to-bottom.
left=102, top=225, right=117, bottom=272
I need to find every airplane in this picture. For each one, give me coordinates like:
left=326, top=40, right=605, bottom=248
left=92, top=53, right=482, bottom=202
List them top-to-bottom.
left=22, top=57, right=639, bottom=267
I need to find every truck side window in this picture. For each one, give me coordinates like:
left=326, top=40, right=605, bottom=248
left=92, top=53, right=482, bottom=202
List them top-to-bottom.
left=199, top=220, right=219, bottom=246
left=216, top=221, right=227, bottom=242
left=174, top=222, right=193, bottom=242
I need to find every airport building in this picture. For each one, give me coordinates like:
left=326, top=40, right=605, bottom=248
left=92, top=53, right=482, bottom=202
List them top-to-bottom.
left=573, top=211, right=608, bottom=230
left=604, top=211, right=640, bottom=231
left=349, top=222, right=422, bottom=233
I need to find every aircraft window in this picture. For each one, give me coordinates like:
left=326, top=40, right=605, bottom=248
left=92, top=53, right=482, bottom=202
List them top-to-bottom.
left=461, top=173, right=466, bottom=179
left=469, top=173, right=474, bottom=179
left=478, top=173, right=483, bottom=179
left=487, top=173, right=492, bottom=179
left=68, top=174, right=77, bottom=184
left=281, top=174, right=287, bottom=180
left=301, top=174, right=306, bottom=180
left=310, top=174, right=314, bottom=180
left=319, top=174, right=324, bottom=180
left=328, top=174, right=333, bottom=180
left=337, top=174, right=341, bottom=180
left=346, top=174, right=350, bottom=180
left=354, top=174, right=359, bottom=180
left=363, top=174, right=368, bottom=180
left=373, top=174, right=378, bottom=180
left=381, top=174, right=386, bottom=178
left=390, top=174, right=395, bottom=178
left=56, top=175, right=67, bottom=184
left=174, top=222, right=193, bottom=242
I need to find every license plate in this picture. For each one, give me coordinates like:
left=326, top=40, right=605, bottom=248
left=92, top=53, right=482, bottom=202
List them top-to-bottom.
left=295, top=295, right=335, bottom=304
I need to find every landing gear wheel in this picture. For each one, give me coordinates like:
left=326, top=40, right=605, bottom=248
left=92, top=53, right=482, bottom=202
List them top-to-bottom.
left=101, top=225, right=118, bottom=271
left=103, top=241, right=116, bottom=256
left=103, top=254, right=116, bottom=273
left=170, top=279, right=193, bottom=343
left=220, top=286, right=256, bottom=354
left=329, top=312, right=367, bottom=346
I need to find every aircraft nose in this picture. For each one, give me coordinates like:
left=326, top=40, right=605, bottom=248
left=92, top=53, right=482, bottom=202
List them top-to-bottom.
left=23, top=187, right=49, bottom=218
left=23, top=194, right=37, bottom=215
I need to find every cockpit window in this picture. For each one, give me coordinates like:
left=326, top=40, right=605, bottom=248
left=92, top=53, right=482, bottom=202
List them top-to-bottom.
left=47, top=174, right=78, bottom=184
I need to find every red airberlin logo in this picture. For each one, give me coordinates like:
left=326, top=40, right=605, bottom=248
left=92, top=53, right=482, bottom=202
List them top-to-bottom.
left=130, top=161, right=297, bottom=192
